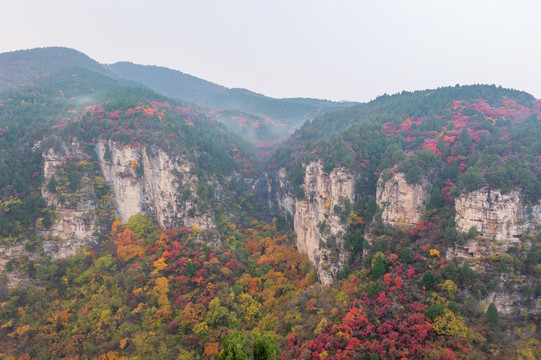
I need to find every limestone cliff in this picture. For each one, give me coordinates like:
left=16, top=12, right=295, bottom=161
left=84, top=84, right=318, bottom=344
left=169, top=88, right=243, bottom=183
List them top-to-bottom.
left=1, top=139, right=219, bottom=288
left=95, top=141, right=215, bottom=232
left=40, top=143, right=98, bottom=258
left=294, top=162, right=355, bottom=285
left=253, top=168, right=296, bottom=220
left=376, top=172, right=430, bottom=226
left=455, top=188, right=541, bottom=241
left=486, top=284, right=541, bottom=315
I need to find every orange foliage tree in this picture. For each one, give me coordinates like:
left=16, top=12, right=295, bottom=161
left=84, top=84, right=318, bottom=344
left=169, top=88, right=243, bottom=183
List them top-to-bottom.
left=112, top=220, right=145, bottom=262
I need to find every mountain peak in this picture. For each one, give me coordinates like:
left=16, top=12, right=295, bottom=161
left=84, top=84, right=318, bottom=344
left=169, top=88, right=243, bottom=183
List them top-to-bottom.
left=0, top=47, right=111, bottom=91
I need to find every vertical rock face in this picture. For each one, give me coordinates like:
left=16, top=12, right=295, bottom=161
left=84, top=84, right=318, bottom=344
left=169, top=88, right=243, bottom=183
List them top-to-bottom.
left=95, top=141, right=216, bottom=231
left=95, top=141, right=141, bottom=223
left=39, top=143, right=98, bottom=259
left=294, top=162, right=355, bottom=285
left=255, top=168, right=296, bottom=219
left=272, top=168, right=295, bottom=219
left=253, top=172, right=272, bottom=213
left=376, top=172, right=430, bottom=226
left=455, top=188, right=538, bottom=241
left=446, top=235, right=541, bottom=315
left=486, top=284, right=541, bottom=315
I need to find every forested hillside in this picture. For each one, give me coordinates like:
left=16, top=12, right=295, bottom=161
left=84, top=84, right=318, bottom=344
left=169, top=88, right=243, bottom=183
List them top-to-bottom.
left=0, top=48, right=540, bottom=359
left=0, top=48, right=255, bottom=246
left=276, top=85, right=541, bottom=205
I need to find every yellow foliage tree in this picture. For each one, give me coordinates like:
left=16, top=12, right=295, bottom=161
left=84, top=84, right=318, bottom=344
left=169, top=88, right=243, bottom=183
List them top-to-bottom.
left=191, top=225, right=203, bottom=237
left=152, top=257, right=167, bottom=275
left=152, top=277, right=170, bottom=308
left=439, top=280, right=458, bottom=299
left=237, top=293, right=262, bottom=324
left=180, top=302, right=205, bottom=330
left=433, top=308, right=468, bottom=338
left=314, top=318, right=328, bottom=335
left=8, top=325, right=32, bottom=339
left=119, top=337, right=129, bottom=349
left=96, top=351, right=128, bottom=360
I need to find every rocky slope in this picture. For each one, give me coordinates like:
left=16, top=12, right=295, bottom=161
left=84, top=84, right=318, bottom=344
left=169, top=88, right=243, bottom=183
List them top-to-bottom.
left=1, top=140, right=100, bottom=287
left=376, top=171, right=430, bottom=226
left=373, top=175, right=541, bottom=314
left=447, top=187, right=541, bottom=314
left=447, top=232, right=541, bottom=315
left=0, top=244, right=34, bottom=288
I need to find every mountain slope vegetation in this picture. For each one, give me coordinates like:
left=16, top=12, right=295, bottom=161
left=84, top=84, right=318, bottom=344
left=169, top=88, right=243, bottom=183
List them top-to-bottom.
left=0, top=48, right=540, bottom=360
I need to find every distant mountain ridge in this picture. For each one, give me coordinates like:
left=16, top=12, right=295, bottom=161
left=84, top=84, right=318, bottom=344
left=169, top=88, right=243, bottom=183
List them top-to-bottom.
left=0, top=47, right=115, bottom=91
left=0, top=47, right=358, bottom=146
left=107, top=61, right=356, bottom=117
left=107, top=62, right=357, bottom=144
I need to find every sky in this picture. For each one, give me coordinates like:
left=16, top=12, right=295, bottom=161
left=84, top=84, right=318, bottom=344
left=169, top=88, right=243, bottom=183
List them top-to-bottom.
left=1, top=0, right=540, bottom=102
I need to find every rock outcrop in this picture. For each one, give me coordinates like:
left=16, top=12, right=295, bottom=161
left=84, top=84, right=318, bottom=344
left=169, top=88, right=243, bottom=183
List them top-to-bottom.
left=0, top=141, right=101, bottom=288
left=95, top=141, right=215, bottom=231
left=39, top=143, right=99, bottom=258
left=294, top=162, right=355, bottom=285
left=254, top=168, right=296, bottom=220
left=275, top=168, right=296, bottom=219
left=376, top=172, right=430, bottom=226
left=449, top=187, right=541, bottom=314
left=455, top=188, right=541, bottom=241
left=0, top=244, right=33, bottom=288
left=486, top=286, right=541, bottom=315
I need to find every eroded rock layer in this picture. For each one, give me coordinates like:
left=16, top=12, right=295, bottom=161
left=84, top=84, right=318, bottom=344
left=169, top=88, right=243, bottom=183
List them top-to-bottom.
left=376, top=172, right=430, bottom=226
left=455, top=188, right=541, bottom=241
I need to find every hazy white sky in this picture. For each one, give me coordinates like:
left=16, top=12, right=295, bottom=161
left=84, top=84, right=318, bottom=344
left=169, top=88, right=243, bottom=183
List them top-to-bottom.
left=2, top=0, right=540, bottom=102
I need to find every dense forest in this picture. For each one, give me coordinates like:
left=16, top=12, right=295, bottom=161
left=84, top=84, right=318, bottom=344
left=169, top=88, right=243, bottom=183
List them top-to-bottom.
left=0, top=48, right=540, bottom=359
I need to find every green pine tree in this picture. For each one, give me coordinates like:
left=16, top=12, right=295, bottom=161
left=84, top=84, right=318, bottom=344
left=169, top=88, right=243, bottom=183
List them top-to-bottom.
left=371, top=256, right=385, bottom=280
left=421, top=270, right=436, bottom=290
left=486, top=303, right=500, bottom=329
